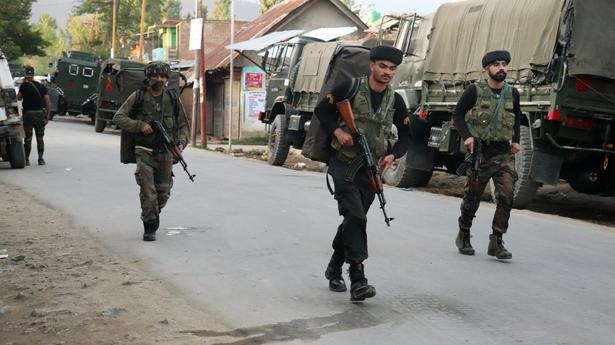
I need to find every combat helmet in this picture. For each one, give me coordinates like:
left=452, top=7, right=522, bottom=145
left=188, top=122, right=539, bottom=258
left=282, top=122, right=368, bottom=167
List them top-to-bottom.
left=144, top=61, right=170, bottom=78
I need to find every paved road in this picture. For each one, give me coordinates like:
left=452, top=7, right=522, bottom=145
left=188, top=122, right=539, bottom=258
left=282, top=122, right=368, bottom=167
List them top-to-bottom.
left=2, top=119, right=614, bottom=345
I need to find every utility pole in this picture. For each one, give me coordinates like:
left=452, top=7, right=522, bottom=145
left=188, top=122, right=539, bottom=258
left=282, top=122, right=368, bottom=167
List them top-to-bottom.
left=111, top=0, right=117, bottom=58
left=138, top=0, right=146, bottom=62
left=191, top=0, right=201, bottom=147
left=228, top=0, right=234, bottom=151
left=199, top=23, right=207, bottom=148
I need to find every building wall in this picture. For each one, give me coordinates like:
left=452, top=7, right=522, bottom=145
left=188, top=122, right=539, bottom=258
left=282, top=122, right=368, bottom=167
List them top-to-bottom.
left=279, top=0, right=362, bottom=31
left=177, top=20, right=249, bottom=61
left=222, top=70, right=242, bottom=139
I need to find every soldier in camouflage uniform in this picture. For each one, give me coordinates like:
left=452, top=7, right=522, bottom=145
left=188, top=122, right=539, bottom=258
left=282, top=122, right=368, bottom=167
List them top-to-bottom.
left=314, top=46, right=410, bottom=301
left=453, top=50, right=523, bottom=260
left=113, top=62, right=190, bottom=241
left=17, top=66, right=52, bottom=166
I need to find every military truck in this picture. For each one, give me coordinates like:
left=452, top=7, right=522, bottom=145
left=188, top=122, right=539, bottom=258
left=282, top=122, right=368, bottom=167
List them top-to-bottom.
left=385, top=0, right=615, bottom=208
left=259, top=38, right=371, bottom=165
left=0, top=49, right=26, bottom=169
left=53, top=51, right=101, bottom=121
left=94, top=58, right=146, bottom=132
left=98, top=62, right=186, bottom=133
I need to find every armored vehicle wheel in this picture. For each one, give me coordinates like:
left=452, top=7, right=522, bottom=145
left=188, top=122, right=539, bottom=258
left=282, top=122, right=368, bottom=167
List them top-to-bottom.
left=267, top=115, right=290, bottom=166
left=95, top=118, right=106, bottom=133
left=489, top=126, right=539, bottom=209
left=8, top=140, right=26, bottom=169
left=384, top=152, right=433, bottom=187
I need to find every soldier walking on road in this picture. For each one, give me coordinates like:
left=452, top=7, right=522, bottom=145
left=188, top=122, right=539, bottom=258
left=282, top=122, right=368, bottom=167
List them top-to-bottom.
left=314, top=46, right=410, bottom=301
left=454, top=50, right=524, bottom=260
left=113, top=62, right=190, bottom=242
left=17, top=66, right=51, bottom=166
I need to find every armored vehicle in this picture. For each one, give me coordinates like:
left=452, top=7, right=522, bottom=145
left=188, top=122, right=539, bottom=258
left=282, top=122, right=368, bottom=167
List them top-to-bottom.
left=386, top=0, right=615, bottom=208
left=259, top=38, right=371, bottom=165
left=0, top=49, right=25, bottom=168
left=53, top=51, right=101, bottom=121
left=94, top=58, right=146, bottom=132
left=100, top=62, right=186, bottom=133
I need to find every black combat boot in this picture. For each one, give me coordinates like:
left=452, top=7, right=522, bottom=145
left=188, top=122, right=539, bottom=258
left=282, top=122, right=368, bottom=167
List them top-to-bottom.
left=142, top=217, right=160, bottom=241
left=455, top=230, right=475, bottom=255
left=488, top=233, right=512, bottom=260
left=324, top=252, right=346, bottom=292
left=349, top=263, right=376, bottom=301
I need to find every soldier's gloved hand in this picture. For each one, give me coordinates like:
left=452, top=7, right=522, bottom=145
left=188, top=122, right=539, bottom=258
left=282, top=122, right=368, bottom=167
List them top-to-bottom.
left=142, top=123, right=154, bottom=135
left=334, top=128, right=353, bottom=147
left=464, top=137, right=475, bottom=154
left=511, top=143, right=521, bottom=154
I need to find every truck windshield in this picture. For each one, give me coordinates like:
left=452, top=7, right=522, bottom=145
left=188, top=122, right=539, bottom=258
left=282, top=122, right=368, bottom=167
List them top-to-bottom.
left=394, top=15, right=422, bottom=57
left=264, top=44, right=294, bottom=74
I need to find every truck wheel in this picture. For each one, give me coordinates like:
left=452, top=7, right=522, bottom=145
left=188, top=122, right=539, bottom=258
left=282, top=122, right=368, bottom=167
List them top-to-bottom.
left=267, top=115, right=290, bottom=166
left=95, top=118, right=106, bottom=133
left=489, top=126, right=539, bottom=209
left=8, top=140, right=26, bottom=169
left=384, top=152, right=433, bottom=187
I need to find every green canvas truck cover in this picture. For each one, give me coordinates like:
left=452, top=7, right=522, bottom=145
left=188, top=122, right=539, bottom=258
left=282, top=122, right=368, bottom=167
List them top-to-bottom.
left=422, top=0, right=566, bottom=82
left=566, top=0, right=615, bottom=80
left=293, top=42, right=370, bottom=112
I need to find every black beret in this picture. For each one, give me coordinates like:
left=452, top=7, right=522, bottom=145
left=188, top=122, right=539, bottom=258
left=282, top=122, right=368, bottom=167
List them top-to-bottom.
left=370, top=45, right=403, bottom=65
left=482, top=50, right=511, bottom=68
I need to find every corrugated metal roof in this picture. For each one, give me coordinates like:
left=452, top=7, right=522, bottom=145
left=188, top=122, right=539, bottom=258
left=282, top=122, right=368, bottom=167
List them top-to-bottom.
left=205, top=0, right=367, bottom=71
left=302, top=26, right=357, bottom=41
left=225, top=30, right=305, bottom=51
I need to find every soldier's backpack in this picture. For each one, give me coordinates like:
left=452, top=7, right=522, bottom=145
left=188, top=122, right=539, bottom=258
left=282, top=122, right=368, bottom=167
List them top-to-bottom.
left=301, top=77, right=361, bottom=164
left=120, top=87, right=181, bottom=164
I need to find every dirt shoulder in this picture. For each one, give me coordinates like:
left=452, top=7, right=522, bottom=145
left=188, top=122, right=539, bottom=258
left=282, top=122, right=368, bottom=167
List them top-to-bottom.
left=0, top=183, right=220, bottom=345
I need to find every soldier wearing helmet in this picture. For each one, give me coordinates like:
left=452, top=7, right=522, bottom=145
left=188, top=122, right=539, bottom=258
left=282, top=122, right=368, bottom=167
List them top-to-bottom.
left=113, top=61, right=190, bottom=241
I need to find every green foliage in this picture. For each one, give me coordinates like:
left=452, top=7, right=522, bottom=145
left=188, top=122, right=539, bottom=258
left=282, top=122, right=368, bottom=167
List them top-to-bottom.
left=0, top=0, right=48, bottom=60
left=70, top=0, right=166, bottom=58
left=162, top=0, right=182, bottom=20
left=211, top=0, right=230, bottom=20
left=259, top=0, right=283, bottom=14
left=66, top=13, right=105, bottom=53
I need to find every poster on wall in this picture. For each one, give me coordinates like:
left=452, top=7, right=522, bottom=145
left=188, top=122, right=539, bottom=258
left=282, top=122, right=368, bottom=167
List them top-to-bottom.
left=241, top=66, right=266, bottom=91
left=244, top=73, right=263, bottom=90
left=243, top=91, right=266, bottom=123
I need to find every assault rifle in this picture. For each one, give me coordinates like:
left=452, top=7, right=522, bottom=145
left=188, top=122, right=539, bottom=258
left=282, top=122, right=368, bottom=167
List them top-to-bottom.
left=336, top=99, right=394, bottom=227
left=150, top=120, right=196, bottom=182
left=456, top=138, right=482, bottom=193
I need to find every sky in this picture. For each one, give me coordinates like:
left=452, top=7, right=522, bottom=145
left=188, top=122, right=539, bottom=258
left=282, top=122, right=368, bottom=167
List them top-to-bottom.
left=31, top=0, right=462, bottom=28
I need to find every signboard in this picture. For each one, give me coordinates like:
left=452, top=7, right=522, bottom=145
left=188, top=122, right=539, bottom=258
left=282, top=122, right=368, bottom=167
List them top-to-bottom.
left=189, top=18, right=203, bottom=51
left=241, top=66, right=266, bottom=91
left=244, top=72, right=263, bottom=90
left=243, top=91, right=266, bottom=122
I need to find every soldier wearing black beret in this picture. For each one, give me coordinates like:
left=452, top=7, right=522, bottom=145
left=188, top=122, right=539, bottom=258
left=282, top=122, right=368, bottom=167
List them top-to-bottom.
left=314, top=46, right=410, bottom=301
left=453, top=50, right=523, bottom=260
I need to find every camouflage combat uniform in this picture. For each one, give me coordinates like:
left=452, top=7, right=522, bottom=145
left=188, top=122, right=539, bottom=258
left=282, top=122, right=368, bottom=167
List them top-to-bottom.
left=458, top=81, right=518, bottom=235
left=113, top=88, right=189, bottom=226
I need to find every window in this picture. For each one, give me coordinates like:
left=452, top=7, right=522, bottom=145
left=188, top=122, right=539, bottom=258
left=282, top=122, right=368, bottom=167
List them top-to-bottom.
left=394, top=15, right=423, bottom=57
left=263, top=44, right=295, bottom=73
left=68, top=64, right=79, bottom=76
left=82, top=67, right=94, bottom=78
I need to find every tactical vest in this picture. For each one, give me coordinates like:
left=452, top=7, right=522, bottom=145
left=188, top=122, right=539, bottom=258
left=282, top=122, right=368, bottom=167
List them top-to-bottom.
left=331, top=76, right=396, bottom=160
left=466, top=81, right=515, bottom=142
left=132, top=89, right=177, bottom=149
